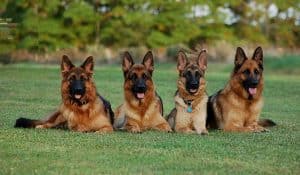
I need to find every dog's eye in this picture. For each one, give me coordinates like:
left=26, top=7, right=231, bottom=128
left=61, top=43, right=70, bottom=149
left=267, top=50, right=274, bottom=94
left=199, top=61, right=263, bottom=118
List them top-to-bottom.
left=243, top=69, right=250, bottom=75
left=254, top=69, right=259, bottom=75
left=186, top=71, right=192, bottom=77
left=195, top=71, right=200, bottom=78
left=130, top=73, right=137, bottom=80
left=142, top=73, right=147, bottom=79
left=68, top=75, right=76, bottom=81
left=80, top=76, right=87, bottom=81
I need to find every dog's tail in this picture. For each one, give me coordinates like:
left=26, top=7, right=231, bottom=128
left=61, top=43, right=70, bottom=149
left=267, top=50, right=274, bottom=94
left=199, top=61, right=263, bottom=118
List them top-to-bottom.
left=15, top=111, right=61, bottom=128
left=14, top=118, right=44, bottom=128
left=258, top=119, right=276, bottom=127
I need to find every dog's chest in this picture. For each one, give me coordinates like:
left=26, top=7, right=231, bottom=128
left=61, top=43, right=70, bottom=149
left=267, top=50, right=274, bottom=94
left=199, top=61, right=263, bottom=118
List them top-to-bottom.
left=226, top=94, right=263, bottom=121
left=125, top=100, right=158, bottom=121
left=61, top=104, right=98, bottom=130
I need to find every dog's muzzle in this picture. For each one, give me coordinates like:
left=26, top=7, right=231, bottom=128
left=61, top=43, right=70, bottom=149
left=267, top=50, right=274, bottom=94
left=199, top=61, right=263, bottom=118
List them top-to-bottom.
left=243, top=78, right=259, bottom=95
left=132, top=79, right=147, bottom=99
left=186, top=79, right=200, bottom=94
left=70, top=80, right=85, bottom=99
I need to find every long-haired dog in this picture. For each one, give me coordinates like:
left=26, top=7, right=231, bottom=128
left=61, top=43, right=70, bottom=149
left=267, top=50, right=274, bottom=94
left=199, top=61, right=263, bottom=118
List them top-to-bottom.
left=207, top=47, right=276, bottom=132
left=167, top=50, right=208, bottom=135
left=114, top=51, right=171, bottom=133
left=15, top=55, right=114, bottom=133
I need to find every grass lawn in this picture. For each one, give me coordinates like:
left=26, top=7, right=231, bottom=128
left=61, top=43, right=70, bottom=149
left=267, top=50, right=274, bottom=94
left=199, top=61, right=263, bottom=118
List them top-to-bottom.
left=0, top=57, right=299, bottom=175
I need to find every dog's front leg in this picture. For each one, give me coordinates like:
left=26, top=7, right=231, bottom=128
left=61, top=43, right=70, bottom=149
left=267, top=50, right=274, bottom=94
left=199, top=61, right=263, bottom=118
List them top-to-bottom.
left=192, top=109, right=208, bottom=135
left=36, top=111, right=66, bottom=129
left=151, top=114, right=172, bottom=132
left=125, top=117, right=142, bottom=133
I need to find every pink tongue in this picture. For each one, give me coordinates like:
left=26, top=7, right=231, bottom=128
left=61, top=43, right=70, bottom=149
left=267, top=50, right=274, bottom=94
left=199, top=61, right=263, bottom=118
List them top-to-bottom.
left=248, top=88, right=257, bottom=95
left=137, top=93, right=145, bottom=99
left=75, top=94, right=82, bottom=99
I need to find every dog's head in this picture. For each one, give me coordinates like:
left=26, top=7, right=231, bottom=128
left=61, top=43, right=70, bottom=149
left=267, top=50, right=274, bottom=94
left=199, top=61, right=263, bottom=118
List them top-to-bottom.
left=232, top=46, right=264, bottom=99
left=177, top=50, right=207, bottom=95
left=122, top=51, right=154, bottom=100
left=61, top=55, right=96, bottom=105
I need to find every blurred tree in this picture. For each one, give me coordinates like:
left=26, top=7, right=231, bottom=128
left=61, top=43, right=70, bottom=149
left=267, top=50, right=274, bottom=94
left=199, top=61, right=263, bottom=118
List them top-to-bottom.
left=0, top=0, right=299, bottom=55
left=63, top=0, right=98, bottom=49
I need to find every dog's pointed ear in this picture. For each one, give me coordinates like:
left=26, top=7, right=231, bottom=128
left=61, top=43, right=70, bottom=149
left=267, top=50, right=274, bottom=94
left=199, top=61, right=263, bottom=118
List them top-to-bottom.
left=252, top=46, right=263, bottom=70
left=234, top=47, right=247, bottom=72
left=197, top=49, right=207, bottom=71
left=122, top=51, right=134, bottom=76
left=142, top=51, right=154, bottom=74
left=177, top=51, right=187, bottom=73
left=61, top=55, right=74, bottom=75
left=81, top=56, right=94, bottom=75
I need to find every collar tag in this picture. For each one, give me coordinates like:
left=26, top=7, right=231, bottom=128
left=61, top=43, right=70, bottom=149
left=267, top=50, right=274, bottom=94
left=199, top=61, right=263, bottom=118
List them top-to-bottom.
left=186, top=101, right=193, bottom=113
left=187, top=105, right=192, bottom=113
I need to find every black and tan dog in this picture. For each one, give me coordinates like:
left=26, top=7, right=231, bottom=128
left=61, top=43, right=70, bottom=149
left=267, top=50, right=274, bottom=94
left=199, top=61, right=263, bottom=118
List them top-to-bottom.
left=207, top=47, right=276, bottom=132
left=167, top=50, right=208, bottom=135
left=114, top=51, right=171, bottom=133
left=15, top=55, right=114, bottom=133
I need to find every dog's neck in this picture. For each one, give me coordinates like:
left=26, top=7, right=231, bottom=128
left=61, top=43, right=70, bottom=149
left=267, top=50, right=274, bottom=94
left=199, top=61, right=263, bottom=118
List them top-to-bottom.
left=176, top=91, right=206, bottom=109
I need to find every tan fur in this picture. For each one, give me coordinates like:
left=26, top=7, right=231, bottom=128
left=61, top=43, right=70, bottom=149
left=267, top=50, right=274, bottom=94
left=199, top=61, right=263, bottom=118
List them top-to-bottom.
left=207, top=47, right=272, bottom=132
left=167, top=50, right=208, bottom=135
left=114, top=51, right=171, bottom=133
left=24, top=56, right=113, bottom=133
left=209, top=83, right=265, bottom=132
left=172, top=93, right=208, bottom=134
left=114, top=95, right=170, bottom=133
left=36, top=97, right=113, bottom=132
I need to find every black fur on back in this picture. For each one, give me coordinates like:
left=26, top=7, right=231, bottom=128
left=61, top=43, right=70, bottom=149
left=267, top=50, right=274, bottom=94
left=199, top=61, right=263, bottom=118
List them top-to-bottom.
left=206, top=90, right=222, bottom=129
left=156, top=91, right=164, bottom=116
left=99, top=95, right=114, bottom=125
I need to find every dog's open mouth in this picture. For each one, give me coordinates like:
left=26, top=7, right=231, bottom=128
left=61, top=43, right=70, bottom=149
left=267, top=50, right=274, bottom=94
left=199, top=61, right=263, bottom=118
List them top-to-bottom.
left=248, top=88, right=257, bottom=95
left=136, top=93, right=145, bottom=99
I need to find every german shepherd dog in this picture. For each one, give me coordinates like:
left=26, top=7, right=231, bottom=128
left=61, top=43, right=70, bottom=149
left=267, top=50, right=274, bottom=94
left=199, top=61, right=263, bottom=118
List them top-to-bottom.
left=207, top=47, right=276, bottom=132
left=167, top=50, right=208, bottom=135
left=114, top=51, right=171, bottom=133
left=14, top=55, right=114, bottom=133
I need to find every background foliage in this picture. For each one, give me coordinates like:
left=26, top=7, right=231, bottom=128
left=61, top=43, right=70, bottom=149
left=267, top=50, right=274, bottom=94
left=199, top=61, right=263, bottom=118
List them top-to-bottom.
left=0, top=0, right=299, bottom=61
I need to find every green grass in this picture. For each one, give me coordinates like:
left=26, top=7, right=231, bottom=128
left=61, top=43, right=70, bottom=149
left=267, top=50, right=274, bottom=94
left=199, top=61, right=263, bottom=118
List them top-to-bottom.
left=264, top=55, right=300, bottom=74
left=0, top=59, right=299, bottom=175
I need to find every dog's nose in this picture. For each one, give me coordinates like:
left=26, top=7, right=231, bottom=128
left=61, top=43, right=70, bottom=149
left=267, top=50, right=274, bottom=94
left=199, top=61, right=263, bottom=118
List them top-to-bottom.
left=135, top=79, right=147, bottom=92
left=251, top=79, right=259, bottom=86
left=72, top=80, right=85, bottom=94
left=190, top=80, right=199, bottom=88
left=191, top=81, right=199, bottom=86
left=137, top=84, right=146, bottom=91
left=74, top=87, right=84, bottom=93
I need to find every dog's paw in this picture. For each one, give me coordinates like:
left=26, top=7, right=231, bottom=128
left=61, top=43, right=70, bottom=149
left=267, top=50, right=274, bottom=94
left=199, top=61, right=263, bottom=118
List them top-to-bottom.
left=155, top=123, right=172, bottom=132
left=35, top=125, right=46, bottom=129
left=249, top=125, right=269, bottom=133
left=95, top=126, right=114, bottom=134
left=163, top=126, right=172, bottom=133
left=128, top=127, right=142, bottom=134
left=176, top=127, right=195, bottom=134
left=254, top=127, right=269, bottom=133
left=197, top=129, right=209, bottom=135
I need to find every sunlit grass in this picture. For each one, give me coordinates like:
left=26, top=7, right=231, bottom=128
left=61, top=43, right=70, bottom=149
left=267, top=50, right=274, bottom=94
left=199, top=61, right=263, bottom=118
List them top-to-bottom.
left=0, top=59, right=299, bottom=175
